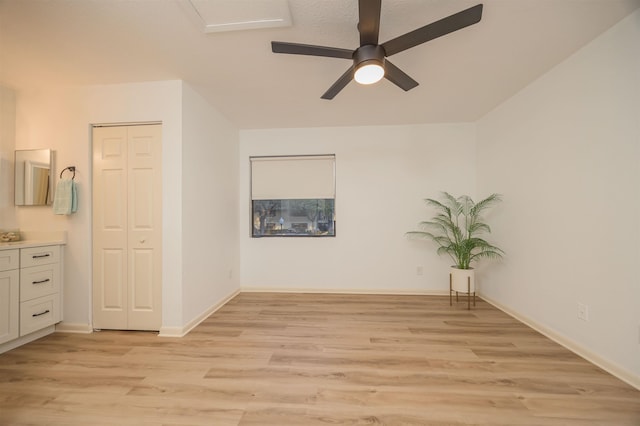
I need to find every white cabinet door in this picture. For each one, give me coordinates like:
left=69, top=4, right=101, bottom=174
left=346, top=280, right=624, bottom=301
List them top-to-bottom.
left=93, top=124, right=162, bottom=331
left=0, top=269, right=19, bottom=344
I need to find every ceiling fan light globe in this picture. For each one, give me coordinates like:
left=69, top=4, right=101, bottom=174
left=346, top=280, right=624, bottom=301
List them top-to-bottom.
left=354, top=62, right=384, bottom=85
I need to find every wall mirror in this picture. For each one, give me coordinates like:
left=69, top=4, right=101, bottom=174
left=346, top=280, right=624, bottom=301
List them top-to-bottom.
left=15, top=149, right=53, bottom=206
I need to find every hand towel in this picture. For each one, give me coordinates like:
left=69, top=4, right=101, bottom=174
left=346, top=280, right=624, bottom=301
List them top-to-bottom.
left=53, top=178, right=73, bottom=215
left=71, top=180, right=78, bottom=213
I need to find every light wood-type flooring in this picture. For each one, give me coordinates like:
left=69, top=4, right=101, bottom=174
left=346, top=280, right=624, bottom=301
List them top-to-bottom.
left=1, top=293, right=639, bottom=425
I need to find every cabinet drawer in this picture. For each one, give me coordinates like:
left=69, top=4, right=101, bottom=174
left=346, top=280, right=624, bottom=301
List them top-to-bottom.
left=20, top=245, right=60, bottom=268
left=0, top=249, right=19, bottom=272
left=20, top=263, right=61, bottom=301
left=20, top=293, right=60, bottom=336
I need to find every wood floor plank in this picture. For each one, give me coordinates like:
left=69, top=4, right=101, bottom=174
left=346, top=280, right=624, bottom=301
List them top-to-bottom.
left=1, top=293, right=639, bottom=425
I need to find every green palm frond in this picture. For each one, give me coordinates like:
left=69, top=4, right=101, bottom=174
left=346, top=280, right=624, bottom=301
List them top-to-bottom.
left=406, top=192, right=504, bottom=269
left=470, top=193, right=502, bottom=217
left=424, top=198, right=452, bottom=218
left=468, top=222, right=491, bottom=235
left=405, top=231, right=434, bottom=240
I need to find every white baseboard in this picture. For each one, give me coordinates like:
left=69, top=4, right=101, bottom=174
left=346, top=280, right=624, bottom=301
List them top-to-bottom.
left=240, top=286, right=449, bottom=296
left=158, top=289, right=241, bottom=338
left=480, top=293, right=640, bottom=391
left=55, top=322, right=93, bottom=334
left=157, top=326, right=183, bottom=337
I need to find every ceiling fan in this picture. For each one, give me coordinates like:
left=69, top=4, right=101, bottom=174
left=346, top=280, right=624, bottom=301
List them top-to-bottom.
left=271, top=1, right=483, bottom=100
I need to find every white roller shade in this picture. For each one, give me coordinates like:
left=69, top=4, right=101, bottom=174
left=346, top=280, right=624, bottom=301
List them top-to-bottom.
left=251, top=155, right=335, bottom=200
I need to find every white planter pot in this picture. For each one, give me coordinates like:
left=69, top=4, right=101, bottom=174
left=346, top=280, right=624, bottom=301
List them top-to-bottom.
left=450, top=267, right=475, bottom=293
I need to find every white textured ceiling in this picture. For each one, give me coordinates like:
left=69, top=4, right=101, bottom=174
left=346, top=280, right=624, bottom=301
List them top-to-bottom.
left=1, top=0, right=638, bottom=129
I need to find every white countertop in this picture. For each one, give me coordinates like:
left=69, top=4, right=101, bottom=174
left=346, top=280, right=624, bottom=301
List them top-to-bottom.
left=0, top=231, right=66, bottom=250
left=0, top=239, right=66, bottom=250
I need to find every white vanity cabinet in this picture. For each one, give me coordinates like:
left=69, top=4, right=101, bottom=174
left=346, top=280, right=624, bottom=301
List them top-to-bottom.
left=0, top=242, right=63, bottom=350
left=19, top=245, right=62, bottom=336
left=0, top=249, right=20, bottom=344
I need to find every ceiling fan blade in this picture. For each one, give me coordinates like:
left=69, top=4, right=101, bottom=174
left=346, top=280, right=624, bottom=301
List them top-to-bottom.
left=358, top=0, right=381, bottom=46
left=382, top=4, right=483, bottom=57
left=272, top=41, right=353, bottom=59
left=384, top=60, right=419, bottom=91
left=321, top=66, right=355, bottom=100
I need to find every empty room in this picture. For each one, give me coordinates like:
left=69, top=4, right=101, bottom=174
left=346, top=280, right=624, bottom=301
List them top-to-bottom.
left=0, top=0, right=639, bottom=424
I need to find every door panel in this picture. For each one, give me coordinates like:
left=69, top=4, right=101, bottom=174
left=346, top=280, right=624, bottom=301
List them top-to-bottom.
left=93, top=124, right=161, bottom=331
left=127, top=125, right=162, bottom=330
left=93, top=127, right=128, bottom=330
left=101, top=136, right=126, bottom=159
left=130, top=168, right=154, bottom=229
left=101, top=169, right=126, bottom=229
left=131, top=248, right=154, bottom=310
left=101, top=249, right=125, bottom=309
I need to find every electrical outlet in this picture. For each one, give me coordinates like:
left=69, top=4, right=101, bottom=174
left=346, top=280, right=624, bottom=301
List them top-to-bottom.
left=416, top=266, right=423, bottom=276
left=577, top=302, right=589, bottom=321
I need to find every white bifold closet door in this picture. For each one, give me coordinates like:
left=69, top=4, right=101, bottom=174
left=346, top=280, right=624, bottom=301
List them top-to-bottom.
left=92, top=124, right=162, bottom=331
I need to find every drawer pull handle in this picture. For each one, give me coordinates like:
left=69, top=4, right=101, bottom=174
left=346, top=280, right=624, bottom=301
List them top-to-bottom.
left=32, top=254, right=51, bottom=259
left=32, top=278, right=51, bottom=285
left=32, top=310, right=50, bottom=317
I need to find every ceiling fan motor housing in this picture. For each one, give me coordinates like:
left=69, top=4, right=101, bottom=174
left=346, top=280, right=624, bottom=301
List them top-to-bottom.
left=353, top=44, right=386, bottom=70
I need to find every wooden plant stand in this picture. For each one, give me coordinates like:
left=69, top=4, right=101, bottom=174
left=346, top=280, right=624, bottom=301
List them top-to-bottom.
left=450, top=273, right=476, bottom=310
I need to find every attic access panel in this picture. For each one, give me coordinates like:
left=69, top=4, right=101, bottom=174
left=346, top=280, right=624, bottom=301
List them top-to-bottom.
left=186, top=0, right=292, bottom=33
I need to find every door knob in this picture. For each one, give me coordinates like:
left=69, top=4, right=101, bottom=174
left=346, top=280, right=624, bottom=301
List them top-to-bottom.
left=140, top=239, right=146, bottom=244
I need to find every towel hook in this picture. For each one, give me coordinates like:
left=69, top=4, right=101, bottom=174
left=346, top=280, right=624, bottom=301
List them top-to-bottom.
left=60, top=166, right=76, bottom=180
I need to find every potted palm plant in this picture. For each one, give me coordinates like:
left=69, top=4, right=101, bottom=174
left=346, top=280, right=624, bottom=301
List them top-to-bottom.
left=406, top=192, right=504, bottom=306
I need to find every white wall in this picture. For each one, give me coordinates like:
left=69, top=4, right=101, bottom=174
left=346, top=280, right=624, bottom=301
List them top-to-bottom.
left=477, top=10, right=640, bottom=386
left=13, top=80, right=240, bottom=335
left=14, top=81, right=186, bottom=330
left=181, top=83, right=240, bottom=325
left=0, top=86, right=17, bottom=227
left=239, top=124, right=477, bottom=293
